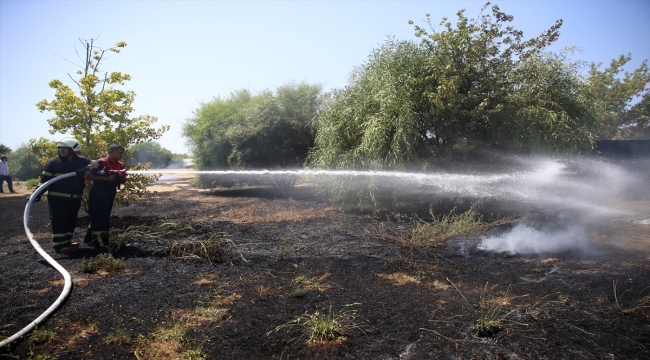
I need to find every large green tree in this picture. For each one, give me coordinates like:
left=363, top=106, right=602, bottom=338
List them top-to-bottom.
left=309, top=3, right=596, bottom=170
left=34, top=38, right=170, bottom=205
left=587, top=54, right=650, bottom=139
left=184, top=82, right=322, bottom=170
left=183, top=90, right=250, bottom=169
left=9, top=144, right=42, bottom=181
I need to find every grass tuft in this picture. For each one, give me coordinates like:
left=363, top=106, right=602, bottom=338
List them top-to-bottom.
left=375, top=204, right=512, bottom=247
left=168, top=233, right=245, bottom=264
left=81, top=253, right=125, bottom=274
left=269, top=304, right=363, bottom=343
left=104, top=327, right=132, bottom=344
left=30, top=329, right=57, bottom=345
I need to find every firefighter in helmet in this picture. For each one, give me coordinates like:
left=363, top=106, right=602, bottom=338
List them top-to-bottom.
left=35, top=137, right=91, bottom=253
left=84, top=144, right=127, bottom=251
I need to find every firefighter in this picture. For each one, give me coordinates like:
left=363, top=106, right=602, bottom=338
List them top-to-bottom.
left=35, top=137, right=91, bottom=253
left=84, top=144, right=128, bottom=251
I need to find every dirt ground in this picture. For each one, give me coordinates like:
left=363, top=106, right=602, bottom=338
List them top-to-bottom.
left=1, top=168, right=649, bottom=359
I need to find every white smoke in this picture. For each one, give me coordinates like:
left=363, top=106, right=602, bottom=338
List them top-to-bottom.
left=478, top=223, right=589, bottom=255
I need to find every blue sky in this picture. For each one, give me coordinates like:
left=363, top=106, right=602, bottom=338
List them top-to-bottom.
left=1, top=0, right=649, bottom=155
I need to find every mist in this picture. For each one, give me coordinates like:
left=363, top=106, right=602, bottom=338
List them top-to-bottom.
left=133, top=154, right=649, bottom=255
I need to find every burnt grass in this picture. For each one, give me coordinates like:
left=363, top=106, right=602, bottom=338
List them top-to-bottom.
left=1, top=175, right=650, bottom=359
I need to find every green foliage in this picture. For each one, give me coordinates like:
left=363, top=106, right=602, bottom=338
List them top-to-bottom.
left=309, top=2, right=596, bottom=171
left=34, top=38, right=169, bottom=205
left=308, top=40, right=432, bottom=169
left=587, top=54, right=650, bottom=139
left=184, top=82, right=322, bottom=171
left=126, top=141, right=174, bottom=168
left=0, top=143, right=11, bottom=154
left=6, top=144, right=42, bottom=180
left=25, top=178, right=41, bottom=188
left=270, top=304, right=362, bottom=343
left=104, top=327, right=132, bottom=344
left=30, top=329, right=57, bottom=345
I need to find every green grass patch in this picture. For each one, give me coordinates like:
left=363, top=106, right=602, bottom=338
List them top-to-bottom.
left=104, top=327, right=132, bottom=344
left=30, top=328, right=57, bottom=345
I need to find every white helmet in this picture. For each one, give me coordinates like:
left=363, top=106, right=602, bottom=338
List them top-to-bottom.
left=56, top=137, right=81, bottom=152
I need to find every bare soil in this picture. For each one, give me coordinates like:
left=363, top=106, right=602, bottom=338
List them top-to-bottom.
left=1, top=170, right=649, bottom=359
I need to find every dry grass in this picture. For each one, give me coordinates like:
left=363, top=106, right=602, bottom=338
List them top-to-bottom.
left=374, top=204, right=512, bottom=247
left=168, top=233, right=245, bottom=264
left=80, top=253, right=125, bottom=274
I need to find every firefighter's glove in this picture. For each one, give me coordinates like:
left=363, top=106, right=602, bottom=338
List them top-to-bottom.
left=28, top=193, right=42, bottom=203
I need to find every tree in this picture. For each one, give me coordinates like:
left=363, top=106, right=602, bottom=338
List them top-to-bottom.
left=309, top=2, right=596, bottom=171
left=34, top=38, right=170, bottom=205
left=308, top=40, right=433, bottom=170
left=587, top=54, right=650, bottom=139
left=184, top=83, right=322, bottom=170
left=227, top=83, right=322, bottom=169
left=183, top=90, right=251, bottom=170
left=126, top=141, right=173, bottom=168
left=0, top=144, right=11, bottom=155
left=9, top=144, right=42, bottom=181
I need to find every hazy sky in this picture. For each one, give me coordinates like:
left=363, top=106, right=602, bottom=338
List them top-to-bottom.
left=1, top=0, right=649, bottom=155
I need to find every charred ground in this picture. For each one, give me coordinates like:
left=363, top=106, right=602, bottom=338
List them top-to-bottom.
left=1, top=170, right=649, bottom=359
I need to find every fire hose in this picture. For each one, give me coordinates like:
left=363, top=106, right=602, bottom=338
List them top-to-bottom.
left=0, top=172, right=76, bottom=349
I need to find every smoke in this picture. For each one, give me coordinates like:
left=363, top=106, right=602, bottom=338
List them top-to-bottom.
left=478, top=223, right=589, bottom=255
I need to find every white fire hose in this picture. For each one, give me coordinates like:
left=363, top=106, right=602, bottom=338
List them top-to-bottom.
left=0, top=172, right=76, bottom=349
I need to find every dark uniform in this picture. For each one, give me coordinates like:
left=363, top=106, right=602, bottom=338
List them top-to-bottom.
left=40, top=154, right=90, bottom=249
left=84, top=157, right=125, bottom=248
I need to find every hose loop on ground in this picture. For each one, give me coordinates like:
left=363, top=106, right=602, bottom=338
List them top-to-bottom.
left=0, top=172, right=76, bottom=349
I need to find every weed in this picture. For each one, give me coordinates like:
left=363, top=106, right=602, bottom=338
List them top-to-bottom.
left=24, top=178, right=40, bottom=188
left=375, top=204, right=511, bottom=247
left=114, top=219, right=195, bottom=249
left=276, top=230, right=293, bottom=261
left=169, top=233, right=245, bottom=264
left=81, top=253, right=125, bottom=274
left=613, top=280, right=650, bottom=313
left=269, top=303, right=362, bottom=343
left=192, top=307, right=227, bottom=320
left=0, top=323, right=10, bottom=341
left=134, top=323, right=186, bottom=359
left=104, top=327, right=131, bottom=344
left=30, top=329, right=57, bottom=345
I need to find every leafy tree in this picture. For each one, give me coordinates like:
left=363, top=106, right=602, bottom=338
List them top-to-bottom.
left=309, top=2, right=596, bottom=171
left=34, top=38, right=170, bottom=205
left=308, top=40, right=433, bottom=170
left=587, top=54, right=650, bottom=139
left=184, top=82, right=322, bottom=170
left=227, top=83, right=322, bottom=169
left=183, top=90, right=250, bottom=170
left=126, top=141, right=173, bottom=168
left=0, top=144, right=11, bottom=155
left=9, top=144, right=42, bottom=181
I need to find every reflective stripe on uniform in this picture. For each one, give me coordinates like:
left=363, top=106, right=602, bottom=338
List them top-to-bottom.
left=42, top=171, right=66, bottom=177
left=48, top=191, right=83, bottom=198
left=52, top=233, right=68, bottom=238
left=53, top=239, right=71, bottom=246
